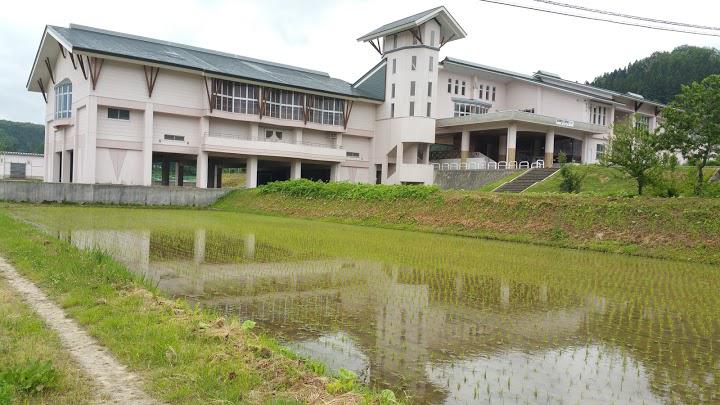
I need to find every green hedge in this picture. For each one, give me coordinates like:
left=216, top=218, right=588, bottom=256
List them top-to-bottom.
left=257, top=179, right=439, bottom=200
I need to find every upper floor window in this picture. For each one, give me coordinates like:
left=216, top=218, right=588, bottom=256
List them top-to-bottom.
left=430, top=30, right=436, bottom=47
left=393, top=34, right=398, bottom=49
left=411, top=56, right=417, bottom=71
left=429, top=56, right=434, bottom=72
left=392, top=59, right=397, bottom=74
left=447, top=78, right=452, bottom=93
left=54, top=80, right=72, bottom=119
left=213, top=80, right=259, bottom=115
left=454, top=80, right=459, bottom=95
left=410, top=81, right=416, bottom=96
left=427, top=82, right=432, bottom=97
left=461, top=82, right=466, bottom=96
left=391, top=83, right=395, bottom=98
left=477, top=83, right=484, bottom=99
left=485, top=85, right=490, bottom=100
left=492, top=87, right=496, bottom=102
left=266, top=89, right=304, bottom=120
left=308, top=95, right=345, bottom=126
left=409, top=101, right=415, bottom=116
left=426, top=102, right=432, bottom=117
left=454, top=102, right=489, bottom=117
left=391, top=103, right=395, bottom=118
left=591, top=105, right=608, bottom=126
left=107, top=108, right=130, bottom=120
left=636, top=115, right=651, bottom=130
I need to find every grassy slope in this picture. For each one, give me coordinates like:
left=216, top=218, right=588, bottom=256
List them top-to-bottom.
left=526, top=165, right=720, bottom=196
left=216, top=190, right=720, bottom=264
left=0, top=211, right=386, bottom=404
left=0, top=280, right=97, bottom=404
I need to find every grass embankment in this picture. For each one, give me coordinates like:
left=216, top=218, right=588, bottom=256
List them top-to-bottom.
left=526, top=165, right=720, bottom=196
left=216, top=180, right=720, bottom=264
left=0, top=211, right=395, bottom=404
left=0, top=280, right=97, bottom=404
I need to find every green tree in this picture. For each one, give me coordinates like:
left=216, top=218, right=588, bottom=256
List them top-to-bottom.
left=661, top=74, right=720, bottom=195
left=601, top=117, right=660, bottom=195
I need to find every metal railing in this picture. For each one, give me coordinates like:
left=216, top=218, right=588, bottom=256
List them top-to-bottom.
left=206, top=132, right=342, bottom=149
left=433, top=160, right=545, bottom=171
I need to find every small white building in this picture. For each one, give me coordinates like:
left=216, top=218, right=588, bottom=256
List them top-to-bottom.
left=26, top=6, right=664, bottom=188
left=0, top=152, right=44, bottom=180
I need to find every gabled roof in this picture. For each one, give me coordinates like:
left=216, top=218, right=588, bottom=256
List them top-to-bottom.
left=357, top=6, right=466, bottom=44
left=27, top=25, right=384, bottom=101
left=441, top=57, right=665, bottom=108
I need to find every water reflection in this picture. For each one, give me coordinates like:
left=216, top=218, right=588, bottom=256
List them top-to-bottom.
left=54, top=227, right=719, bottom=404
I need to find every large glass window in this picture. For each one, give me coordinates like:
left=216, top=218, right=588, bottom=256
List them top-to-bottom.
left=54, top=80, right=72, bottom=119
left=213, top=80, right=259, bottom=115
left=265, top=89, right=304, bottom=120
left=308, top=95, right=344, bottom=126
left=454, top=102, right=489, bottom=117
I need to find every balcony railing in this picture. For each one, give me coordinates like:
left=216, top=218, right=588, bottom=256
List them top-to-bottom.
left=207, top=132, right=342, bottom=149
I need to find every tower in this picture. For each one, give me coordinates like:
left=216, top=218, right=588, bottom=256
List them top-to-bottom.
left=358, top=7, right=466, bottom=184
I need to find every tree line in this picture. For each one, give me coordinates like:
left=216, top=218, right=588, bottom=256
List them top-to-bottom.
left=0, top=120, right=44, bottom=154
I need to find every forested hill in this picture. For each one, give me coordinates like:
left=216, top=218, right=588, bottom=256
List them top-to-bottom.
left=590, top=46, right=720, bottom=104
left=0, top=120, right=44, bottom=154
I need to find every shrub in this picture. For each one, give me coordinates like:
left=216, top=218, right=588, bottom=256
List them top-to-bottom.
left=557, top=152, right=586, bottom=193
left=257, top=179, right=439, bottom=201
left=0, top=360, right=58, bottom=396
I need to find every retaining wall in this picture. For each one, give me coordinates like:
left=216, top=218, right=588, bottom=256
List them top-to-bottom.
left=434, top=169, right=519, bottom=190
left=0, top=181, right=229, bottom=206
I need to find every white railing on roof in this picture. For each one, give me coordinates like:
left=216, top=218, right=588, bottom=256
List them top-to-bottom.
left=433, top=159, right=545, bottom=171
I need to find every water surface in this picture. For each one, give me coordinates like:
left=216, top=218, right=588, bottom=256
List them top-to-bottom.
left=11, top=206, right=720, bottom=404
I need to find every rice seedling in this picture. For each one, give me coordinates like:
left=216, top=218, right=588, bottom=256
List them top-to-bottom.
left=7, top=204, right=720, bottom=404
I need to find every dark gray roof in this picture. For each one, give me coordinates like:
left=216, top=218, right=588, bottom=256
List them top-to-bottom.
left=357, top=6, right=466, bottom=43
left=358, top=7, right=443, bottom=40
left=46, top=25, right=383, bottom=101
left=352, top=60, right=386, bottom=101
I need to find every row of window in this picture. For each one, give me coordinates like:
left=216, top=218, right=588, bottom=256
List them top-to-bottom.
left=386, top=30, right=438, bottom=51
left=390, top=56, right=434, bottom=74
left=446, top=79, right=496, bottom=101
left=212, top=80, right=345, bottom=126
left=390, top=81, right=433, bottom=98
left=389, top=102, right=432, bottom=118
left=453, top=102, right=489, bottom=117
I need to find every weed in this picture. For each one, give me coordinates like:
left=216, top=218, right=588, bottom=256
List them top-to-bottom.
left=256, top=179, right=439, bottom=201
left=0, top=360, right=58, bottom=395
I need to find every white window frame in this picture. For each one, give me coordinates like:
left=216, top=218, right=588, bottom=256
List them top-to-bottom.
left=54, top=79, right=72, bottom=119
left=213, top=80, right=259, bottom=115
left=309, top=96, right=344, bottom=126
left=454, top=102, right=489, bottom=117
left=591, top=104, right=608, bottom=126
left=636, top=115, right=651, bottom=130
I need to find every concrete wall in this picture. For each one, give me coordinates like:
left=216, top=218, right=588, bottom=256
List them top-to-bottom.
left=433, top=169, right=518, bottom=190
left=0, top=181, right=228, bottom=206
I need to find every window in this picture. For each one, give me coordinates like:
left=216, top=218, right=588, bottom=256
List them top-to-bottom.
left=430, top=30, right=436, bottom=47
left=393, top=34, right=397, bottom=49
left=411, top=56, right=417, bottom=71
left=429, top=56, right=434, bottom=72
left=392, top=59, right=397, bottom=74
left=448, top=78, right=452, bottom=93
left=54, top=80, right=72, bottom=119
left=213, top=80, right=259, bottom=115
left=454, top=80, right=459, bottom=95
left=410, top=81, right=416, bottom=96
left=461, top=81, right=466, bottom=96
left=427, top=82, right=432, bottom=97
left=391, top=83, right=395, bottom=98
left=478, top=83, right=484, bottom=99
left=485, top=85, right=490, bottom=100
left=492, top=87, right=496, bottom=102
left=265, top=89, right=304, bottom=120
left=308, top=95, right=345, bottom=126
left=409, top=101, right=415, bottom=117
left=426, top=102, right=432, bottom=117
left=454, top=102, right=489, bottom=117
left=390, top=103, right=395, bottom=118
left=591, top=105, right=608, bottom=126
left=107, top=108, right=130, bottom=120
left=520, top=108, right=536, bottom=114
left=636, top=115, right=651, bottom=130
left=263, top=129, right=283, bottom=141
left=164, top=134, right=185, bottom=142
left=596, top=143, right=606, bottom=160
left=346, top=151, right=361, bottom=158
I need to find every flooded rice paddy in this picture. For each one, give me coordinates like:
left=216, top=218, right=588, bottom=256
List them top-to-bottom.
left=10, top=206, right=720, bottom=404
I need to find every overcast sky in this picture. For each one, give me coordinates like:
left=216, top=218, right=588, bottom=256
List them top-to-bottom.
left=2, top=0, right=718, bottom=124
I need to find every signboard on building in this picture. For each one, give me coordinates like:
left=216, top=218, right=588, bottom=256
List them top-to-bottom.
left=556, top=119, right=575, bottom=128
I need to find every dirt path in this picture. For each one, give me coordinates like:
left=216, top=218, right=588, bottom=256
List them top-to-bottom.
left=0, top=257, right=157, bottom=405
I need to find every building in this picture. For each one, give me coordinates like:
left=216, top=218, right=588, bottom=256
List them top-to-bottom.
left=26, top=6, right=664, bottom=188
left=0, top=151, right=44, bottom=180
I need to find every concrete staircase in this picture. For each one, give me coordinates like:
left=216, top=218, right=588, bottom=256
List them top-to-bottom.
left=494, top=168, right=558, bottom=193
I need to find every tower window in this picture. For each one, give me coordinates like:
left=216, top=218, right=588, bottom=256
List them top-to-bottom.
left=430, top=30, right=436, bottom=47
left=393, top=34, right=397, bottom=49
left=411, top=56, right=417, bottom=71
left=429, top=56, right=434, bottom=72
left=392, top=59, right=396, bottom=74
left=54, top=79, right=72, bottom=119
left=410, top=81, right=416, bottom=96
left=461, top=81, right=466, bottom=96
left=427, top=82, right=432, bottom=97
left=391, top=83, right=395, bottom=98
left=486, top=85, right=490, bottom=100
left=492, top=86, right=496, bottom=101
left=409, top=101, right=415, bottom=117
left=426, top=102, right=432, bottom=117
left=391, top=103, right=395, bottom=118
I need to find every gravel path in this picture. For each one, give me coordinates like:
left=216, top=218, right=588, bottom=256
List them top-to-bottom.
left=0, top=256, right=157, bottom=405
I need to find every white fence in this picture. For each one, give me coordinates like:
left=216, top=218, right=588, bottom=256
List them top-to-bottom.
left=433, top=159, right=545, bottom=171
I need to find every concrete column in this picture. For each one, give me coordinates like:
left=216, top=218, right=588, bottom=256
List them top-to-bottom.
left=84, top=96, right=98, bottom=184
left=142, top=103, right=154, bottom=186
left=249, top=123, right=259, bottom=141
left=45, top=124, right=53, bottom=182
left=506, top=124, right=517, bottom=164
left=294, top=128, right=303, bottom=144
left=460, top=130, right=470, bottom=162
left=544, top=130, right=555, bottom=165
left=423, top=144, right=431, bottom=164
left=196, top=151, right=208, bottom=188
left=246, top=156, right=258, bottom=188
left=290, top=159, right=302, bottom=179
left=174, top=162, right=181, bottom=186
left=330, top=163, right=340, bottom=182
